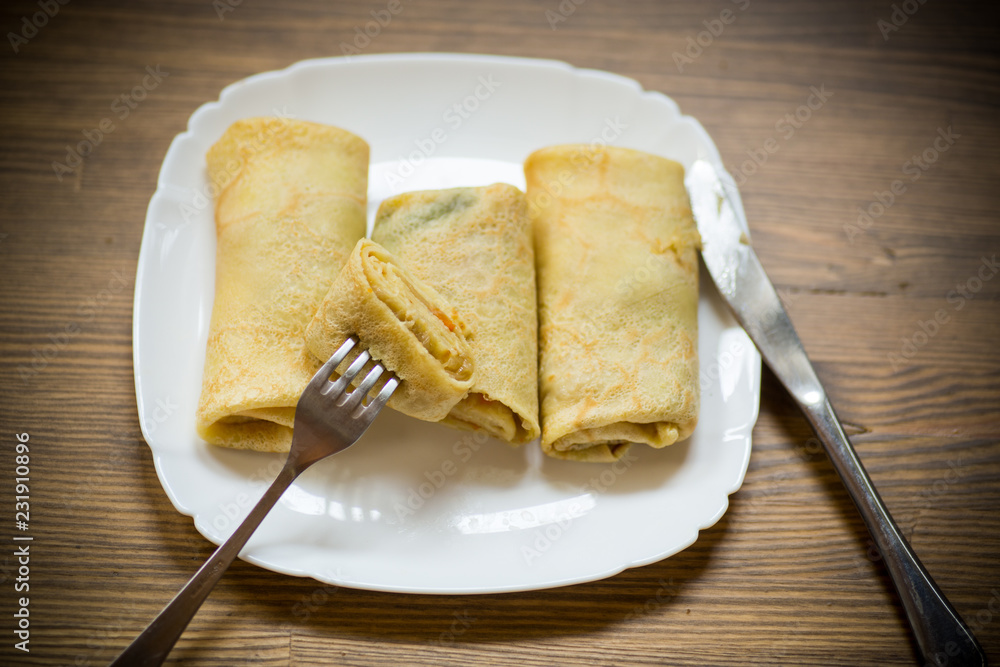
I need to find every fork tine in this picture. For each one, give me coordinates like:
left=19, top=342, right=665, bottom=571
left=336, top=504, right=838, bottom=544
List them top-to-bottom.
left=307, top=337, right=357, bottom=393
left=324, top=349, right=371, bottom=397
left=342, top=363, right=385, bottom=414
left=366, top=376, right=399, bottom=414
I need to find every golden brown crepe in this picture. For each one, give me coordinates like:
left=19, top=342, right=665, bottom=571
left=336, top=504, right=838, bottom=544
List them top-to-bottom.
left=196, top=117, right=368, bottom=452
left=524, top=144, right=700, bottom=462
left=372, top=184, right=540, bottom=444
left=305, top=239, right=475, bottom=422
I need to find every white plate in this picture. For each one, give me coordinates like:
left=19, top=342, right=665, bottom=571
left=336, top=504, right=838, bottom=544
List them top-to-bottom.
left=133, top=54, right=760, bottom=594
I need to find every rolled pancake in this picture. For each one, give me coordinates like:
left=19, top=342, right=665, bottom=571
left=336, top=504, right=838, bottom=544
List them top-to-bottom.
left=196, top=117, right=368, bottom=452
left=525, top=145, right=700, bottom=462
left=372, top=184, right=540, bottom=444
left=305, top=239, right=475, bottom=422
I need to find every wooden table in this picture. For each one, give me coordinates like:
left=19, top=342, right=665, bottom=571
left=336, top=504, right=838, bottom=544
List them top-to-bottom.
left=1, top=1, right=997, bottom=665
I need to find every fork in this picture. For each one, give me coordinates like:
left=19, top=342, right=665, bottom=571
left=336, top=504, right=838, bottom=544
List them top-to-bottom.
left=111, top=337, right=397, bottom=667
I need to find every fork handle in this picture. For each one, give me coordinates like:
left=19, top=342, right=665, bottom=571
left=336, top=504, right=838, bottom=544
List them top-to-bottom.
left=799, top=395, right=986, bottom=666
left=110, top=462, right=300, bottom=667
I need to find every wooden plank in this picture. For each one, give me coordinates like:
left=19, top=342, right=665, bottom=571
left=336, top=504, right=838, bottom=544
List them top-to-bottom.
left=1, top=0, right=998, bottom=665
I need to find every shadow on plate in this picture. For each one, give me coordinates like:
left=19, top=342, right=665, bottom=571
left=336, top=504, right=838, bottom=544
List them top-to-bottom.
left=203, top=404, right=691, bottom=502
left=538, top=438, right=692, bottom=495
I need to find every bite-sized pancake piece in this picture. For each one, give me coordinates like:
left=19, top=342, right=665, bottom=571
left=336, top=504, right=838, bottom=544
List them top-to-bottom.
left=306, top=239, right=475, bottom=422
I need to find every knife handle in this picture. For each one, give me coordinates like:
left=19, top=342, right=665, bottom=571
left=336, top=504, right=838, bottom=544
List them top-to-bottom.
left=690, top=159, right=985, bottom=664
left=732, top=253, right=983, bottom=664
left=751, top=297, right=985, bottom=665
left=798, top=395, right=986, bottom=667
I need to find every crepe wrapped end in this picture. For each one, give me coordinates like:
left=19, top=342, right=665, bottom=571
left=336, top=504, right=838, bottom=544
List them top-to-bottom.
left=195, top=117, right=368, bottom=452
left=525, top=144, right=701, bottom=462
left=372, top=184, right=540, bottom=444
left=305, top=239, right=475, bottom=422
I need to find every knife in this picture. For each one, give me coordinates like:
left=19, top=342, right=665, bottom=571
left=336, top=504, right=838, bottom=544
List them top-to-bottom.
left=686, top=159, right=987, bottom=667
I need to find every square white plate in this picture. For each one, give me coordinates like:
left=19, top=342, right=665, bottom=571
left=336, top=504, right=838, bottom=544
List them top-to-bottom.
left=133, top=53, right=760, bottom=594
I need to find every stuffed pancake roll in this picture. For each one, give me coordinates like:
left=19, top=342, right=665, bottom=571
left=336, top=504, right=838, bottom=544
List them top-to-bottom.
left=195, top=117, right=368, bottom=452
left=525, top=144, right=700, bottom=462
left=372, top=184, right=540, bottom=444
left=305, top=239, right=475, bottom=422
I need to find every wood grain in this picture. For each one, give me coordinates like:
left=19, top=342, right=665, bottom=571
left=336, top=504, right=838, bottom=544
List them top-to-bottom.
left=1, top=0, right=998, bottom=665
